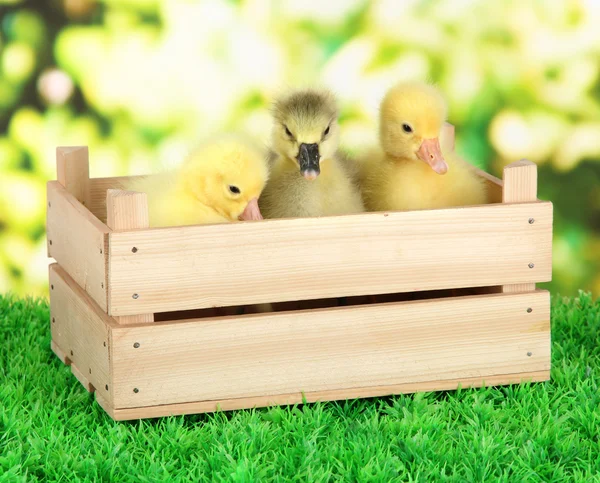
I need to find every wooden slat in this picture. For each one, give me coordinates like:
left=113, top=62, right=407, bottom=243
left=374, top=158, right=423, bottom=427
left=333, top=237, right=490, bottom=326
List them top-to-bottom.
left=439, top=122, right=502, bottom=204
left=441, top=122, right=455, bottom=152
left=56, top=146, right=91, bottom=207
left=502, top=160, right=540, bottom=293
left=503, top=160, right=538, bottom=204
left=473, top=167, right=503, bottom=204
left=89, top=175, right=144, bottom=223
left=47, top=181, right=109, bottom=310
left=106, top=189, right=154, bottom=324
left=106, top=189, right=150, bottom=231
left=108, top=202, right=553, bottom=315
left=49, top=264, right=113, bottom=404
left=110, top=290, right=550, bottom=409
left=108, top=370, right=550, bottom=421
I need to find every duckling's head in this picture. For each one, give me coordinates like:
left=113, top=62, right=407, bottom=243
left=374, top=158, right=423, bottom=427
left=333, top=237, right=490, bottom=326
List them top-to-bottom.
left=379, top=81, right=449, bottom=174
left=271, top=89, right=339, bottom=180
left=181, top=137, right=269, bottom=221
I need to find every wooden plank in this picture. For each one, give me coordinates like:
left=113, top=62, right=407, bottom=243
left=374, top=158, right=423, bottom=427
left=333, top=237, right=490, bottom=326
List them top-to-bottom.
left=439, top=122, right=502, bottom=203
left=440, top=122, right=455, bottom=152
left=56, top=146, right=91, bottom=208
left=503, top=159, right=537, bottom=204
left=502, top=160, right=540, bottom=293
left=473, top=167, right=503, bottom=204
left=89, top=175, right=144, bottom=223
left=47, top=181, right=109, bottom=310
left=106, top=189, right=154, bottom=324
left=106, top=189, right=150, bottom=231
left=108, top=201, right=553, bottom=315
left=49, top=264, right=114, bottom=404
left=110, top=290, right=550, bottom=409
left=51, top=340, right=69, bottom=365
left=109, top=370, right=550, bottom=421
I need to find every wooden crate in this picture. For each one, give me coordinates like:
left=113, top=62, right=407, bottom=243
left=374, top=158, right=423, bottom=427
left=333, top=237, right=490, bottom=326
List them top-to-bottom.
left=47, top=127, right=553, bottom=421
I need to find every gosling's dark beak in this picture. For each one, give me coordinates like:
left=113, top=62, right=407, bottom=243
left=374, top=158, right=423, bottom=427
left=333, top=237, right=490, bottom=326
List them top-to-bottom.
left=297, top=143, right=320, bottom=180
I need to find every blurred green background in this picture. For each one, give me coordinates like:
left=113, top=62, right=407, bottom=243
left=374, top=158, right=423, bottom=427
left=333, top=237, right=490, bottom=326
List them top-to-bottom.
left=0, top=0, right=598, bottom=298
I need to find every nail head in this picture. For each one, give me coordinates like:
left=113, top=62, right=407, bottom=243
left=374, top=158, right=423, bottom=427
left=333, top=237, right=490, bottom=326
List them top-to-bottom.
left=528, top=218, right=535, bottom=224
left=49, top=240, right=53, bottom=246
left=132, top=247, right=138, bottom=253
left=528, top=263, right=535, bottom=269
left=51, top=285, right=54, bottom=290
left=132, top=293, right=139, bottom=299
left=527, top=308, right=532, bottom=313
left=52, top=317, right=55, bottom=323
left=133, top=342, right=140, bottom=348
left=70, top=350, right=73, bottom=356
left=527, top=352, right=532, bottom=357
left=105, top=384, right=109, bottom=391
left=133, top=388, right=139, bottom=393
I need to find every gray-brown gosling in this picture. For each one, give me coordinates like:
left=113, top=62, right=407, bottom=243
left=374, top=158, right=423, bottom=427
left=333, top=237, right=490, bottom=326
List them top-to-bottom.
left=258, top=88, right=364, bottom=219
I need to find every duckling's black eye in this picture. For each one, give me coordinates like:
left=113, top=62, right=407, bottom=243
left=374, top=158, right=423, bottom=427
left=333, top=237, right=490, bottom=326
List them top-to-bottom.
left=402, top=123, right=413, bottom=133
left=323, top=125, right=330, bottom=136
left=284, top=126, right=293, bottom=138
left=229, top=185, right=241, bottom=194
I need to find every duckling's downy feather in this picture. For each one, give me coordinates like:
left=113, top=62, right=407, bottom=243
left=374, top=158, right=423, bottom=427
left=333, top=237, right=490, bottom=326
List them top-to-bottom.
left=260, top=89, right=364, bottom=219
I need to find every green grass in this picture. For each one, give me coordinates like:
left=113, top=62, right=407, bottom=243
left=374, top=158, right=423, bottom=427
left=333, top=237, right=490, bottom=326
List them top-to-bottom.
left=1, top=294, right=599, bottom=482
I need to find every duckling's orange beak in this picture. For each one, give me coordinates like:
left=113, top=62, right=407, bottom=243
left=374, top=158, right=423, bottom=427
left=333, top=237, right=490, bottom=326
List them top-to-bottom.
left=417, top=138, right=448, bottom=174
left=239, top=197, right=263, bottom=221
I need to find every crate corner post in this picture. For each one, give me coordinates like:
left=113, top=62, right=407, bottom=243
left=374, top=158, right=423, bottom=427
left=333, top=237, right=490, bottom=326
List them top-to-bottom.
left=56, top=146, right=91, bottom=207
left=501, top=159, right=538, bottom=294
left=106, top=189, right=154, bottom=324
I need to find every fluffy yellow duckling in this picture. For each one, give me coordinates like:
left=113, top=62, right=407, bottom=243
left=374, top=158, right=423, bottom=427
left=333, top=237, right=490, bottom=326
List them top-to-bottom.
left=359, top=81, right=487, bottom=211
left=259, top=89, right=364, bottom=219
left=125, top=136, right=268, bottom=227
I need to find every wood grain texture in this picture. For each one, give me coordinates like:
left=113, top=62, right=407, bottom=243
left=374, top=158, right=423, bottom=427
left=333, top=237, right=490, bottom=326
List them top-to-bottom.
left=438, top=122, right=503, bottom=204
left=441, top=122, right=455, bottom=152
left=56, top=146, right=91, bottom=207
left=502, top=160, right=540, bottom=293
left=473, top=168, right=503, bottom=204
left=89, top=175, right=144, bottom=222
left=47, top=181, right=109, bottom=310
left=106, top=189, right=154, bottom=324
left=106, top=189, right=150, bottom=231
left=108, top=202, right=553, bottom=315
left=49, top=264, right=114, bottom=403
left=110, top=290, right=550, bottom=409
left=106, top=370, right=550, bottom=421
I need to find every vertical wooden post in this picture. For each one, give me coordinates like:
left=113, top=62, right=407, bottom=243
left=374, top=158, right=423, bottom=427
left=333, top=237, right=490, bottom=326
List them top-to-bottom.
left=441, top=122, right=455, bottom=152
left=51, top=147, right=92, bottom=256
left=56, top=147, right=91, bottom=207
left=502, top=159, right=538, bottom=293
left=106, top=189, right=154, bottom=324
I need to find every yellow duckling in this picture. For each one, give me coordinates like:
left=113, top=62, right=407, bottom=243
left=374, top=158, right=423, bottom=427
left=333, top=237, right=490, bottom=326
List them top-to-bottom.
left=359, top=81, right=487, bottom=211
left=259, top=88, right=364, bottom=219
left=125, top=136, right=269, bottom=227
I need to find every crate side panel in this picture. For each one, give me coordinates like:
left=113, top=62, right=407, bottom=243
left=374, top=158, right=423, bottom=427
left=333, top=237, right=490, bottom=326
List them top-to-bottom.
left=47, top=181, right=108, bottom=311
left=108, top=202, right=552, bottom=315
left=49, top=264, right=112, bottom=404
left=111, top=291, right=550, bottom=409
left=111, top=370, right=549, bottom=420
